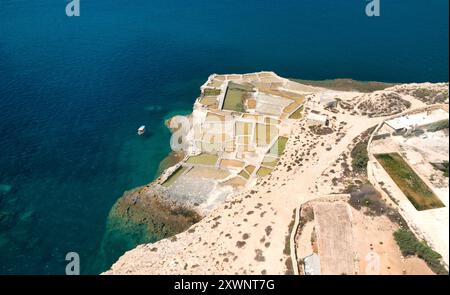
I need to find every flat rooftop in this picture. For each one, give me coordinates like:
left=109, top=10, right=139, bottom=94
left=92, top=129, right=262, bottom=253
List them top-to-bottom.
left=385, top=108, right=448, bottom=130
left=306, top=112, right=328, bottom=123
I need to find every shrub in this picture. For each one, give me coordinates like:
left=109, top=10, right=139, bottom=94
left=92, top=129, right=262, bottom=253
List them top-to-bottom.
left=427, top=119, right=449, bottom=132
left=351, top=141, right=369, bottom=172
left=432, top=161, right=449, bottom=177
left=443, top=161, right=449, bottom=177
left=394, top=228, right=448, bottom=275
left=394, top=228, right=418, bottom=256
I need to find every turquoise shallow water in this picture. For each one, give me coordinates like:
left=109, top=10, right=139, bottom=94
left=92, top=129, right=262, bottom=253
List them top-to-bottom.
left=0, top=0, right=448, bottom=274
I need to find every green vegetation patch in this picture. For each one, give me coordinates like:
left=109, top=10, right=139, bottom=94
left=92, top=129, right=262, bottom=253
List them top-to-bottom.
left=222, top=82, right=253, bottom=112
left=228, top=82, right=254, bottom=92
left=203, top=88, right=221, bottom=96
left=289, top=105, right=304, bottom=119
left=426, top=119, right=449, bottom=132
left=269, top=136, right=289, bottom=156
left=351, top=140, right=369, bottom=173
left=186, top=153, right=219, bottom=166
left=375, top=153, right=445, bottom=210
left=162, top=166, right=188, bottom=187
left=256, top=166, right=273, bottom=177
left=239, top=170, right=250, bottom=180
left=394, top=228, right=448, bottom=275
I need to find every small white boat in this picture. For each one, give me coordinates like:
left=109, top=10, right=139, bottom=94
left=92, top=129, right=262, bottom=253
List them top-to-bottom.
left=137, top=125, right=146, bottom=135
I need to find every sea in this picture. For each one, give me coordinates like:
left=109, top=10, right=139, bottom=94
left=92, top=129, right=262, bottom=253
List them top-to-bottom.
left=0, top=0, right=448, bottom=274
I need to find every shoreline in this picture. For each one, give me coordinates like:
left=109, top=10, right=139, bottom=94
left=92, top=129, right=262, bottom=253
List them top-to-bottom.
left=103, top=72, right=449, bottom=274
left=289, top=78, right=397, bottom=93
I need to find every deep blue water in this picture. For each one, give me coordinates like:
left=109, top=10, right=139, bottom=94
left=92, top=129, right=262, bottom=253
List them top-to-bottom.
left=0, top=0, right=448, bottom=274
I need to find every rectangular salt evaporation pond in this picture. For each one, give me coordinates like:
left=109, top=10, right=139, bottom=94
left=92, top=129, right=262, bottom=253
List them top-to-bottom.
left=222, top=82, right=253, bottom=112
left=255, top=93, right=292, bottom=116
left=200, top=96, right=219, bottom=107
left=289, top=105, right=304, bottom=119
left=235, top=121, right=253, bottom=137
left=255, top=123, right=279, bottom=146
left=268, top=136, right=289, bottom=156
left=186, top=153, right=219, bottom=166
left=375, top=153, right=445, bottom=211
left=261, top=155, right=279, bottom=168
left=219, top=159, right=245, bottom=169
left=238, top=165, right=257, bottom=180
left=161, top=166, right=188, bottom=188
left=185, top=166, right=230, bottom=180
left=256, top=166, right=273, bottom=177
left=239, top=169, right=250, bottom=180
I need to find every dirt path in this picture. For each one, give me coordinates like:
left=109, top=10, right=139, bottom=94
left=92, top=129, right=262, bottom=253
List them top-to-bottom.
left=104, top=76, right=446, bottom=275
left=105, top=110, right=384, bottom=274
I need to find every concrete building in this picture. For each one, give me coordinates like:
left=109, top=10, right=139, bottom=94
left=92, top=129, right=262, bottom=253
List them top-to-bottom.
left=320, top=94, right=339, bottom=108
left=384, top=108, right=448, bottom=133
left=306, top=112, right=329, bottom=126
left=303, top=253, right=321, bottom=275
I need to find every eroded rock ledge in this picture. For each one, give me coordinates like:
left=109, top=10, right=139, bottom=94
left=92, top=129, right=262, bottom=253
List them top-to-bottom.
left=103, top=73, right=448, bottom=275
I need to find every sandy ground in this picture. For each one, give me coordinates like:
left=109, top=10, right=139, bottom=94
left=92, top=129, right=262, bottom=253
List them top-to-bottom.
left=104, top=74, right=448, bottom=275
left=105, top=101, right=386, bottom=274
left=369, top=128, right=449, bottom=266
left=295, top=198, right=434, bottom=275
left=352, top=205, right=434, bottom=275
left=295, top=221, right=316, bottom=259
